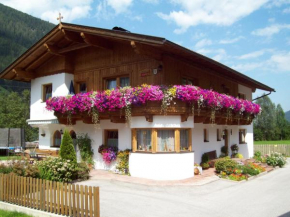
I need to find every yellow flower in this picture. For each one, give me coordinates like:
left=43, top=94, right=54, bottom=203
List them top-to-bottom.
left=168, top=87, right=176, bottom=97
left=105, top=89, right=112, bottom=96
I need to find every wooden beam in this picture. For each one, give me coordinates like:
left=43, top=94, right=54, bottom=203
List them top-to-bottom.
left=62, top=29, right=83, bottom=43
left=80, top=32, right=113, bottom=50
left=131, top=41, right=163, bottom=61
left=43, top=43, right=64, bottom=56
left=58, top=43, right=90, bottom=53
left=25, top=51, right=50, bottom=71
left=13, top=68, right=36, bottom=80
left=181, top=113, right=189, bottom=122
left=145, top=114, right=153, bottom=122
left=110, top=116, right=126, bottom=123
left=194, top=116, right=207, bottom=123
left=152, top=129, right=157, bottom=153
left=175, top=129, right=180, bottom=153
left=188, top=129, right=192, bottom=151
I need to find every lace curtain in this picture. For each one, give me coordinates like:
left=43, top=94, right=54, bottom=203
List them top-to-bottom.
left=157, top=130, right=175, bottom=152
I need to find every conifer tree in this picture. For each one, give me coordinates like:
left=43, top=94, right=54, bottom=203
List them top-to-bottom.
left=59, top=130, right=77, bottom=163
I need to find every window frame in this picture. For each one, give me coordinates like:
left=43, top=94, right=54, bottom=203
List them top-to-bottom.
left=103, top=75, right=130, bottom=90
left=181, top=76, right=199, bottom=86
left=42, top=83, right=52, bottom=102
left=238, top=93, right=246, bottom=100
left=132, top=128, right=192, bottom=153
left=104, top=129, right=119, bottom=148
left=204, top=129, right=209, bottom=143
left=217, top=129, right=222, bottom=141
left=239, top=129, right=247, bottom=144
left=52, top=130, right=61, bottom=148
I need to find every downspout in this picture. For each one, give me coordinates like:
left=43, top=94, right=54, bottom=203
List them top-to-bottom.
left=252, top=91, right=274, bottom=102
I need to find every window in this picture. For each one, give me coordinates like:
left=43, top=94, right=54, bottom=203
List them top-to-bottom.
left=105, top=76, right=130, bottom=90
left=120, top=77, right=130, bottom=87
left=181, top=77, right=198, bottom=86
left=79, top=82, right=87, bottom=93
left=43, top=84, right=52, bottom=102
left=238, top=93, right=246, bottom=100
left=137, top=129, right=152, bottom=151
left=180, top=129, right=189, bottom=151
left=204, top=129, right=209, bottom=142
left=217, top=129, right=221, bottom=141
left=239, top=129, right=246, bottom=144
left=53, top=130, right=61, bottom=147
left=105, top=130, right=118, bottom=148
left=157, top=130, right=175, bottom=152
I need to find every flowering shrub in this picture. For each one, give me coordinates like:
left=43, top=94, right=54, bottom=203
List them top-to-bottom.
left=46, top=85, right=261, bottom=124
left=98, top=144, right=118, bottom=164
left=116, top=149, right=131, bottom=174
left=266, top=152, right=287, bottom=167
left=37, top=157, right=77, bottom=182
left=215, top=157, right=238, bottom=173
left=228, top=173, right=248, bottom=181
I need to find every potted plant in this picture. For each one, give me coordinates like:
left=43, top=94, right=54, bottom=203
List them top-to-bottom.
left=231, top=144, right=239, bottom=157
left=194, top=163, right=202, bottom=175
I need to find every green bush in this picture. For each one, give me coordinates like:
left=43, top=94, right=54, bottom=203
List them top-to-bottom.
left=59, top=130, right=77, bottom=164
left=77, top=133, right=94, bottom=165
left=221, top=146, right=228, bottom=155
left=254, top=151, right=262, bottom=162
left=266, top=152, right=287, bottom=167
left=201, top=153, right=209, bottom=163
left=235, top=153, right=244, bottom=159
left=37, top=157, right=77, bottom=182
left=215, top=157, right=238, bottom=173
left=76, top=162, right=90, bottom=181
left=201, top=162, right=210, bottom=169
left=0, top=163, right=13, bottom=174
left=240, top=165, right=259, bottom=176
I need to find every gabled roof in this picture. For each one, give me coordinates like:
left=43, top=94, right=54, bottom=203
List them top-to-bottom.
left=0, top=22, right=275, bottom=92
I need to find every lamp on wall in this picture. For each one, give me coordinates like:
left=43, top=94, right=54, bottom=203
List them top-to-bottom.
left=60, top=129, right=63, bottom=134
left=41, top=133, right=45, bottom=137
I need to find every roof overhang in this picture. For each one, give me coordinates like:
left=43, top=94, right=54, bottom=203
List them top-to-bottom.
left=0, top=22, right=275, bottom=92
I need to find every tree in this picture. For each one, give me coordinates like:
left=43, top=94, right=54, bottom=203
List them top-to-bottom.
left=0, top=90, right=38, bottom=141
left=254, top=96, right=276, bottom=140
left=275, top=104, right=288, bottom=140
left=59, top=130, right=77, bottom=163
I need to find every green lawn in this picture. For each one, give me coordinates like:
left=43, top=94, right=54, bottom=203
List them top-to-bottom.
left=254, top=140, right=290, bottom=145
left=0, top=156, right=22, bottom=161
left=0, top=209, right=32, bottom=217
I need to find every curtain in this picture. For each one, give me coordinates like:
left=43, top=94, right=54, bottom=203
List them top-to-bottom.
left=120, top=77, right=130, bottom=87
left=107, top=79, right=117, bottom=90
left=45, top=85, right=52, bottom=101
left=180, top=129, right=188, bottom=151
left=137, top=130, right=151, bottom=151
left=157, top=130, right=175, bottom=152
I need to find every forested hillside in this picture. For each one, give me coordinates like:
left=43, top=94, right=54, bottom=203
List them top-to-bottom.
left=0, top=3, right=55, bottom=92
left=0, top=3, right=55, bottom=141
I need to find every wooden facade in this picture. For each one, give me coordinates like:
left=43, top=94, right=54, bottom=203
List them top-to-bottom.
left=0, top=23, right=275, bottom=126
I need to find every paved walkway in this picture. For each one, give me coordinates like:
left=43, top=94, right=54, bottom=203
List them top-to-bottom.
left=78, top=160, right=290, bottom=217
left=87, top=167, right=219, bottom=186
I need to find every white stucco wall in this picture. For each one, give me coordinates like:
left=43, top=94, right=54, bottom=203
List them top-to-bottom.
left=30, top=73, right=74, bottom=120
left=129, top=152, right=194, bottom=180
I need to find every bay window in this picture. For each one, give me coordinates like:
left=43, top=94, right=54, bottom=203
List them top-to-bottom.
left=137, top=129, right=152, bottom=151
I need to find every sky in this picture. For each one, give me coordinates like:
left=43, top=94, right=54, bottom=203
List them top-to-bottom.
left=1, top=0, right=290, bottom=111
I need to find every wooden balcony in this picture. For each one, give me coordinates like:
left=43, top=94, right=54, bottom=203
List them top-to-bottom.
left=54, top=100, right=254, bottom=126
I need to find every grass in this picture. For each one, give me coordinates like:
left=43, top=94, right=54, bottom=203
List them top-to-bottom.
left=254, top=140, right=290, bottom=145
left=0, top=156, right=22, bottom=161
left=0, top=209, right=32, bottom=217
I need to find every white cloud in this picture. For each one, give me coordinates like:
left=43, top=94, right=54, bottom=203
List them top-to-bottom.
left=0, top=0, right=92, bottom=24
left=107, top=0, right=133, bottom=14
left=142, top=0, right=159, bottom=4
left=156, top=0, right=268, bottom=34
left=266, top=0, right=290, bottom=8
left=283, top=7, right=290, bottom=13
left=268, top=18, right=275, bottom=23
left=252, top=24, right=290, bottom=37
left=192, top=32, right=206, bottom=40
left=219, top=36, right=244, bottom=44
left=195, top=39, right=212, bottom=48
left=197, top=48, right=228, bottom=62
left=238, top=50, right=267, bottom=59
left=270, top=52, right=290, bottom=72
left=232, top=62, right=265, bottom=72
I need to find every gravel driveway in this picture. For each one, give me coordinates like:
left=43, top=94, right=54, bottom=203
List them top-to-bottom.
left=80, top=159, right=290, bottom=217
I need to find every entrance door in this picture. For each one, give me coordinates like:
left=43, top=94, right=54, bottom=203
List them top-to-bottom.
left=224, top=129, right=229, bottom=155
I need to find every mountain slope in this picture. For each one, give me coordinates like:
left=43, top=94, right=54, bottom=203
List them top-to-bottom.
left=0, top=3, right=55, bottom=92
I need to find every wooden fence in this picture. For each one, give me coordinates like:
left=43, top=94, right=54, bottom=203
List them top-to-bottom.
left=254, top=144, right=290, bottom=156
left=0, top=173, right=100, bottom=217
